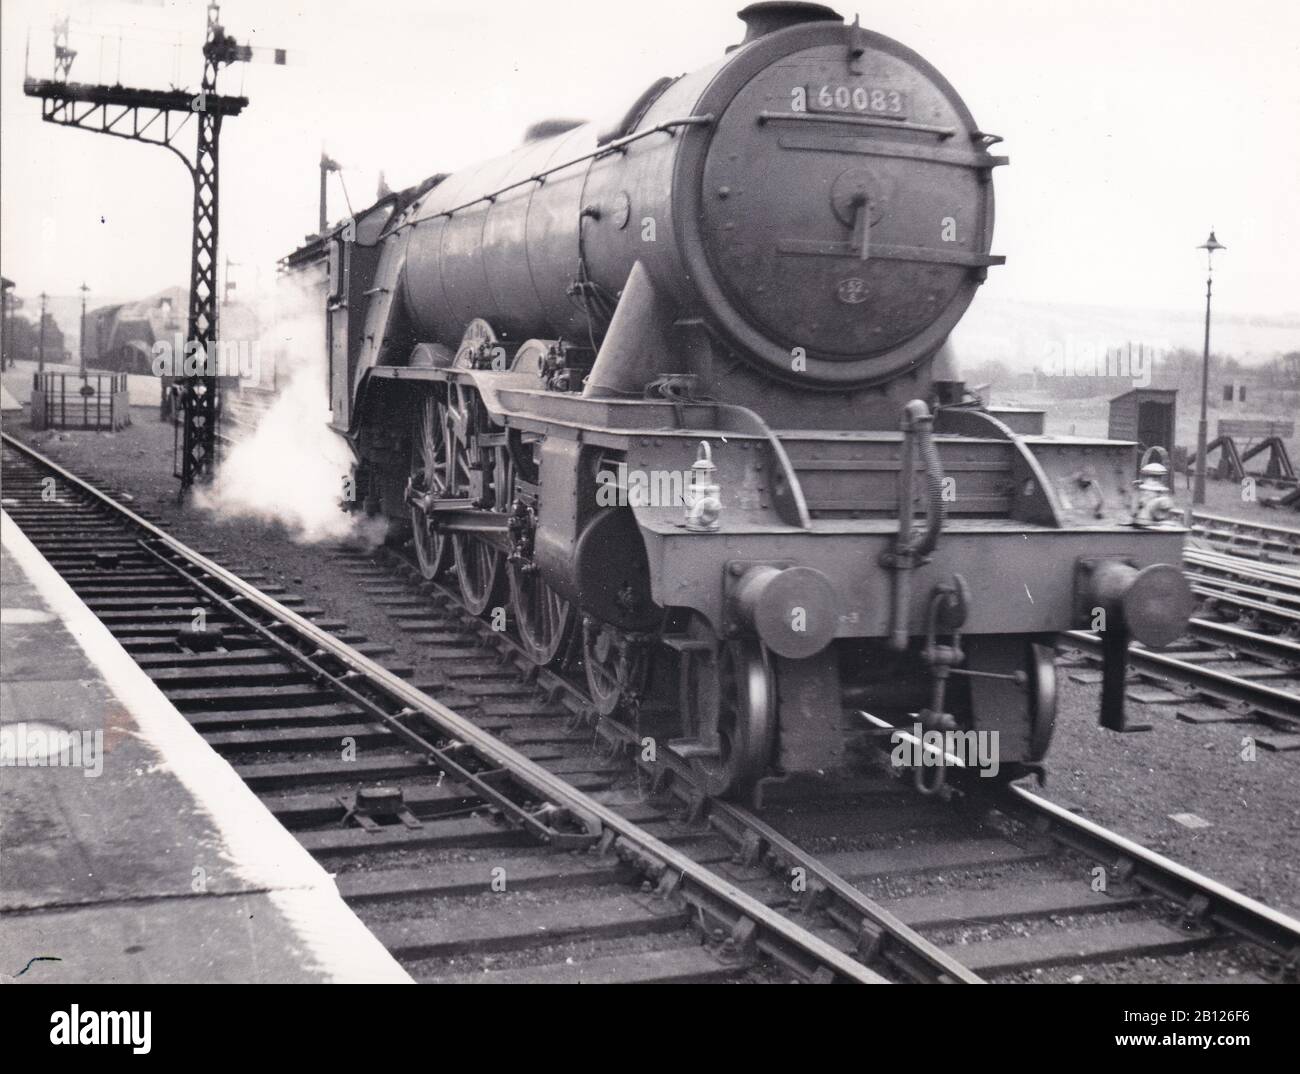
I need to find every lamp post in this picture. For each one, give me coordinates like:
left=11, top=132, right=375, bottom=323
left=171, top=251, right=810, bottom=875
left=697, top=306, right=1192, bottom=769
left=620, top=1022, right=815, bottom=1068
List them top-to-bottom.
left=1192, top=229, right=1226, bottom=506
left=0, top=277, right=13, bottom=370
left=79, top=282, right=90, bottom=377
left=37, top=292, right=48, bottom=374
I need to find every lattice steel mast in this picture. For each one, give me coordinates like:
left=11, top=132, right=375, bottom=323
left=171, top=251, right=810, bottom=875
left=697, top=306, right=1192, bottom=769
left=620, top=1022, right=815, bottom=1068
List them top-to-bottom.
left=177, top=1, right=230, bottom=489
left=24, top=2, right=283, bottom=490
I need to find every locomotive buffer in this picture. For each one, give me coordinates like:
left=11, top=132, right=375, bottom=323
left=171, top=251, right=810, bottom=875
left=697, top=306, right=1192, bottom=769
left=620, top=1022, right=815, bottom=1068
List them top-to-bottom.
left=23, top=3, right=286, bottom=491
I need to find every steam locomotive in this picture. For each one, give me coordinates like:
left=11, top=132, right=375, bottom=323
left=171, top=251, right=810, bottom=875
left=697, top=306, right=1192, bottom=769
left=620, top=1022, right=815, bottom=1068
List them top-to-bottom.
left=280, top=2, right=1194, bottom=797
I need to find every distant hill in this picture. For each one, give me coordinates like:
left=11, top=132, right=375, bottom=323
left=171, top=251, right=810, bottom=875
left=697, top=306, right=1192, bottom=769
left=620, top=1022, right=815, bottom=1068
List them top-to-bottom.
left=27, top=289, right=1299, bottom=374
left=950, top=296, right=1300, bottom=373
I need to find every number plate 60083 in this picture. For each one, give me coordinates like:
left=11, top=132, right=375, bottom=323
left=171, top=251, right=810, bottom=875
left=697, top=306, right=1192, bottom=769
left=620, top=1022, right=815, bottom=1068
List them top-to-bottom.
left=806, top=84, right=907, bottom=118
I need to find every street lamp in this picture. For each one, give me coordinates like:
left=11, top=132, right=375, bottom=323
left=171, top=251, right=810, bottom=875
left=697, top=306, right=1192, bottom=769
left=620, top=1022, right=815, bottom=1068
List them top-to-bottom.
left=1192, top=229, right=1226, bottom=506
left=0, top=277, right=14, bottom=370
left=79, top=282, right=90, bottom=377
left=37, top=292, right=49, bottom=374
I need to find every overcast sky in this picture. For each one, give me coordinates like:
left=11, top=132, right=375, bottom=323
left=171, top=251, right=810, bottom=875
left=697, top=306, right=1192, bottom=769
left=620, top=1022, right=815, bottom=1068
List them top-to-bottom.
left=2, top=0, right=1298, bottom=324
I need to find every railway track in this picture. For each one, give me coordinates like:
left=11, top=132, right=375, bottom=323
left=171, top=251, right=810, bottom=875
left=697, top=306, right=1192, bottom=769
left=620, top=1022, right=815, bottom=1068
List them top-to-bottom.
left=3, top=430, right=1298, bottom=983
left=0, top=433, right=966, bottom=983
left=1, top=434, right=902, bottom=985
left=1190, top=511, right=1300, bottom=568
left=1060, top=516, right=1300, bottom=745
left=362, top=524, right=1300, bottom=980
left=340, top=541, right=1300, bottom=980
left=1184, top=546, right=1300, bottom=636
left=1062, top=619, right=1300, bottom=748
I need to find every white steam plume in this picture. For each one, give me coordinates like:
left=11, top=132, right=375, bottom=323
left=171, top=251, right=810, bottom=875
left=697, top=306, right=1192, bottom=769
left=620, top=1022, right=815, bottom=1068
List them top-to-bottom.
left=196, top=271, right=387, bottom=546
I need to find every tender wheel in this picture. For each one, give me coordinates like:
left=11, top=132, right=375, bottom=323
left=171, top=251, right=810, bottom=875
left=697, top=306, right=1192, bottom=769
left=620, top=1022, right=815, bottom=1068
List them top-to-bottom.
left=446, top=382, right=506, bottom=615
left=409, top=393, right=451, bottom=579
left=678, top=619, right=776, bottom=798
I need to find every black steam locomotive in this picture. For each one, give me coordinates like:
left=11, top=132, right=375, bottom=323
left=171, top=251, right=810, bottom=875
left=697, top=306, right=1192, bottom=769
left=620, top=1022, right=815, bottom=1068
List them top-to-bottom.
left=280, top=2, right=1194, bottom=797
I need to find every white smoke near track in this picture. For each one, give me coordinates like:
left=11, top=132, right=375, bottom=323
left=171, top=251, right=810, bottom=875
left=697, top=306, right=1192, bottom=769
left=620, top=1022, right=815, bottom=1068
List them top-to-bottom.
left=195, top=274, right=388, bottom=547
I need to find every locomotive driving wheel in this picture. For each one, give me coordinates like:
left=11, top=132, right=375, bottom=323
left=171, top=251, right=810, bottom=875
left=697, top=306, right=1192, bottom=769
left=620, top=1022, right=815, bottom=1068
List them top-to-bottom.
left=446, top=382, right=507, bottom=615
left=409, top=393, right=451, bottom=579
left=506, top=433, right=574, bottom=666
left=513, top=569, right=574, bottom=666
left=677, top=617, right=776, bottom=798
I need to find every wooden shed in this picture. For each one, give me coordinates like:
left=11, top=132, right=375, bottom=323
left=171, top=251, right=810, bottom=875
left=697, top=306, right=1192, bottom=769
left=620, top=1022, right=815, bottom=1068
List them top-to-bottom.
left=1108, top=388, right=1177, bottom=456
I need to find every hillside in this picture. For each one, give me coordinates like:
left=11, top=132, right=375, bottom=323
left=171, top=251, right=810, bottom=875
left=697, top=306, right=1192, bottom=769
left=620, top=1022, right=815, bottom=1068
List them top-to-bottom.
left=951, top=296, right=1300, bottom=373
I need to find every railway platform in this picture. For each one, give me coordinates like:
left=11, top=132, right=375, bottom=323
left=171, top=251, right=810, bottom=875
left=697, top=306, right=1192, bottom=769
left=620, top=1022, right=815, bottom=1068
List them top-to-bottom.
left=0, top=511, right=410, bottom=984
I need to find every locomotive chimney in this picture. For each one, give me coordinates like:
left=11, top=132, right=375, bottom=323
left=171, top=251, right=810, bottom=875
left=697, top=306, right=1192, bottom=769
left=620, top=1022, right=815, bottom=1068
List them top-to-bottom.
left=736, top=2, right=842, bottom=43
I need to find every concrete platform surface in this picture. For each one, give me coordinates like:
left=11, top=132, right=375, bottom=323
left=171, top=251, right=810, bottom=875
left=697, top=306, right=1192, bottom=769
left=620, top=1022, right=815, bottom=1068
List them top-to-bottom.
left=0, top=511, right=410, bottom=983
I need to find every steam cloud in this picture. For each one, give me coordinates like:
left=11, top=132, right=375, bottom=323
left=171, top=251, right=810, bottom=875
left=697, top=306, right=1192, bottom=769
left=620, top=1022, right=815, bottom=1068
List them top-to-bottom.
left=195, top=275, right=388, bottom=546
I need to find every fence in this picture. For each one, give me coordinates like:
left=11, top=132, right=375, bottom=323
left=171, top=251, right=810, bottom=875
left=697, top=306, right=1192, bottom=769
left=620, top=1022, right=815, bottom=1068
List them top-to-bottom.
left=30, top=370, right=132, bottom=431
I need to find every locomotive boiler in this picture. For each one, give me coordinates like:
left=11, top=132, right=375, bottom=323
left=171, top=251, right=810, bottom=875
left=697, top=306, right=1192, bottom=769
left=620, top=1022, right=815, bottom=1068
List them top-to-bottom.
left=287, top=2, right=1195, bottom=798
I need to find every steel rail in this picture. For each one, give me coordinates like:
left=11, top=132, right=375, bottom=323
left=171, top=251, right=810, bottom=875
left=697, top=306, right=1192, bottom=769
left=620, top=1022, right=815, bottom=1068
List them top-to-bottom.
left=1, top=431, right=884, bottom=984
left=26, top=431, right=1291, bottom=981
left=1191, top=511, right=1300, bottom=546
left=136, top=539, right=599, bottom=848
left=365, top=540, right=1300, bottom=981
left=386, top=540, right=1299, bottom=984
left=1188, top=540, right=1300, bottom=570
left=378, top=542, right=986, bottom=983
left=1190, top=544, right=1300, bottom=572
left=1186, top=550, right=1300, bottom=592
left=1188, top=573, right=1300, bottom=613
left=1191, top=583, right=1300, bottom=627
left=1187, top=618, right=1300, bottom=666
left=1064, top=629, right=1300, bottom=725
left=853, top=707, right=1300, bottom=974
left=1001, top=785, right=1300, bottom=966
left=708, top=797, right=984, bottom=984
